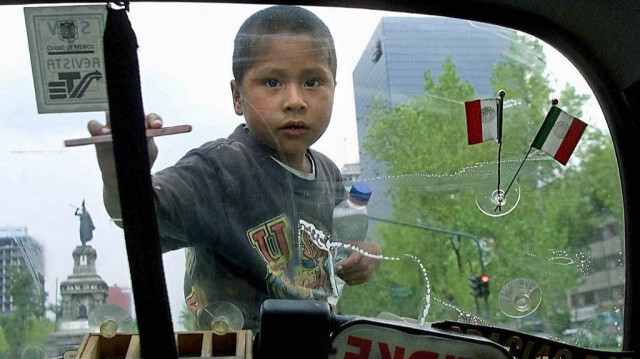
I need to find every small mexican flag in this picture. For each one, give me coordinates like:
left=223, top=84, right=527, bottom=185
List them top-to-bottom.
left=465, top=98, right=499, bottom=145
left=532, top=106, right=587, bottom=165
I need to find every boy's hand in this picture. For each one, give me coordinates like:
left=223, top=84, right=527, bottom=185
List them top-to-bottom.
left=87, top=112, right=163, bottom=181
left=88, top=112, right=163, bottom=218
left=336, top=241, right=381, bottom=285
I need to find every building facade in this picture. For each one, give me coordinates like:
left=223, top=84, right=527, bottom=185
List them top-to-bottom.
left=340, top=163, right=361, bottom=183
left=569, top=216, right=624, bottom=325
left=0, top=226, right=45, bottom=313
left=107, top=285, right=133, bottom=317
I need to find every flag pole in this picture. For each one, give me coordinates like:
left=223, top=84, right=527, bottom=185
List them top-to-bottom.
left=495, top=90, right=505, bottom=211
left=494, top=98, right=559, bottom=212
left=494, top=145, right=532, bottom=212
left=504, top=146, right=531, bottom=197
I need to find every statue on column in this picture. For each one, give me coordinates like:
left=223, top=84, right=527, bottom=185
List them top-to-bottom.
left=75, top=200, right=95, bottom=246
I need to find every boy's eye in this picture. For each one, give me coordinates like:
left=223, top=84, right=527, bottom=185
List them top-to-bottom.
left=264, top=78, right=281, bottom=87
left=305, top=79, right=322, bottom=88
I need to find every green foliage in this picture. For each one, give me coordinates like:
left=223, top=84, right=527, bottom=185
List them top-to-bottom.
left=339, top=32, right=621, bottom=337
left=0, top=268, right=53, bottom=358
left=8, top=268, right=46, bottom=321
left=179, top=304, right=197, bottom=331
left=0, top=315, right=53, bottom=359
left=27, top=319, right=54, bottom=347
left=0, top=327, right=10, bottom=358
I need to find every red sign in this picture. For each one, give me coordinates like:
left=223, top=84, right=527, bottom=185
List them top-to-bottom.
left=332, top=323, right=510, bottom=359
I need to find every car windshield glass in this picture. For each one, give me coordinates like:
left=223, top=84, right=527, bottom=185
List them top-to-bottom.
left=0, top=3, right=624, bottom=357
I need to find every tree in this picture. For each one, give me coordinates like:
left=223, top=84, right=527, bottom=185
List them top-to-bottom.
left=338, top=32, right=619, bottom=335
left=0, top=267, right=53, bottom=358
left=179, top=304, right=197, bottom=331
left=0, top=327, right=10, bottom=359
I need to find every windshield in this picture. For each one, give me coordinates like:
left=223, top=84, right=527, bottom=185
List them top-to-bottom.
left=0, top=3, right=624, bottom=358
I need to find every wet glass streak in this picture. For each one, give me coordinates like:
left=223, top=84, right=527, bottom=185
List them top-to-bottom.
left=344, top=156, right=552, bottom=190
left=299, top=220, right=435, bottom=324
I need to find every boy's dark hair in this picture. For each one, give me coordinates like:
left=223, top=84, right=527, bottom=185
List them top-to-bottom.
left=232, top=5, right=337, bottom=85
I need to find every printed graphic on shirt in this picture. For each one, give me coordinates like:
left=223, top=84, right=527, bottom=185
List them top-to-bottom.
left=248, top=214, right=331, bottom=299
left=248, top=215, right=292, bottom=273
left=184, top=248, right=208, bottom=326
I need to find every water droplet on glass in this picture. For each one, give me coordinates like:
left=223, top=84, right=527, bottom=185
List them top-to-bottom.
left=548, top=256, right=574, bottom=265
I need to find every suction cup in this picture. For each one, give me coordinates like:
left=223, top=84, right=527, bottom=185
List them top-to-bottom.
left=475, top=176, right=520, bottom=217
left=498, top=278, right=542, bottom=318
left=196, top=301, right=245, bottom=335
left=88, top=304, right=133, bottom=338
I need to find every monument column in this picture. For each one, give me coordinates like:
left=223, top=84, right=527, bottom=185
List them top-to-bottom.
left=47, top=201, right=109, bottom=358
left=60, top=245, right=108, bottom=321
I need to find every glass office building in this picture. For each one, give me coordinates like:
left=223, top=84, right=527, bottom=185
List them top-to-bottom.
left=0, top=227, right=44, bottom=313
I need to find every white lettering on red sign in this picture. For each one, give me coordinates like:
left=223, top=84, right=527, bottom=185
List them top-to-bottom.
left=331, top=323, right=509, bottom=359
left=343, top=335, right=471, bottom=359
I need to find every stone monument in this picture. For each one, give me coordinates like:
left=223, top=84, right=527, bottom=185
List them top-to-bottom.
left=46, top=202, right=109, bottom=358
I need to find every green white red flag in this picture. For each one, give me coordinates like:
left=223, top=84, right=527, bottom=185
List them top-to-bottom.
left=465, top=98, right=499, bottom=145
left=532, top=106, right=587, bottom=165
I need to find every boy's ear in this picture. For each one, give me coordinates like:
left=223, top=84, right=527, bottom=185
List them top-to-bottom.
left=230, top=80, right=243, bottom=116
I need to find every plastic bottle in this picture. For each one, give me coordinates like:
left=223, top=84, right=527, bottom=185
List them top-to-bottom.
left=331, top=182, right=372, bottom=266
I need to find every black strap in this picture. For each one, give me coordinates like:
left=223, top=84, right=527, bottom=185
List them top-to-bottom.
left=103, top=7, right=177, bottom=358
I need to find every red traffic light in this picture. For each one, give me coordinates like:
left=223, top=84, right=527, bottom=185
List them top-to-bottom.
left=480, top=274, right=489, bottom=283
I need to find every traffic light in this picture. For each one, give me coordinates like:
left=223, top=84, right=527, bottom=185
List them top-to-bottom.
left=470, top=274, right=490, bottom=298
left=480, top=274, right=490, bottom=297
left=470, top=276, right=482, bottom=297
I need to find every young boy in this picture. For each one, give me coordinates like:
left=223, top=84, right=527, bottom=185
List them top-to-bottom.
left=88, top=5, right=380, bottom=330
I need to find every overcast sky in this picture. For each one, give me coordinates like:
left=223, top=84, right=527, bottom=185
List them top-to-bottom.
left=0, top=3, right=604, bottom=330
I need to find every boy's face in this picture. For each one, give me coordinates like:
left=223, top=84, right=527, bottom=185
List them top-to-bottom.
left=231, top=34, right=335, bottom=163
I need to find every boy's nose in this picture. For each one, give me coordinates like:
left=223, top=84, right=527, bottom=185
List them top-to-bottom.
left=283, top=85, right=307, bottom=111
